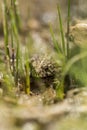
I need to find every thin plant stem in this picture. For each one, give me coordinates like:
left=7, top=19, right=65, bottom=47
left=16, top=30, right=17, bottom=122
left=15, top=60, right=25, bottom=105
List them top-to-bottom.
left=3, top=0, right=10, bottom=58
left=13, top=0, right=21, bottom=30
left=67, top=0, right=71, bottom=59
left=10, top=5, right=19, bottom=86
left=57, top=5, right=65, bottom=56
left=49, top=23, right=62, bottom=54
left=25, top=46, right=30, bottom=94
left=63, top=51, right=87, bottom=76
left=25, top=61, right=30, bottom=94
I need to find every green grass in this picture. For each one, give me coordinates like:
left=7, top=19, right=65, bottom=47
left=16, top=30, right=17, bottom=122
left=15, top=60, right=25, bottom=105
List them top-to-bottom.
left=2, top=0, right=31, bottom=94
left=2, top=0, right=87, bottom=99
left=3, top=0, right=10, bottom=58
left=50, top=0, right=71, bottom=99
left=50, top=0, right=87, bottom=99
left=66, top=0, right=71, bottom=59
left=57, top=5, right=66, bottom=56
left=24, top=47, right=30, bottom=94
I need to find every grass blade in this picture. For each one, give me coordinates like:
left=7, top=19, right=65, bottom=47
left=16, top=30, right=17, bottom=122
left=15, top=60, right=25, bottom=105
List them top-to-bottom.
left=2, top=0, right=10, bottom=57
left=12, top=0, right=21, bottom=30
left=66, top=0, right=71, bottom=59
left=57, top=5, right=65, bottom=55
left=10, top=6, right=19, bottom=85
left=49, top=24, right=62, bottom=54
left=25, top=47, right=30, bottom=95
left=63, top=51, right=87, bottom=76
left=25, top=62, right=30, bottom=94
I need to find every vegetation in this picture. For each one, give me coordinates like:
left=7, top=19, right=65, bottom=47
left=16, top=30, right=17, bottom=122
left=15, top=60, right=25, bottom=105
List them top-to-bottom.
left=1, top=0, right=87, bottom=100
left=2, top=0, right=30, bottom=94
left=50, top=0, right=87, bottom=99
left=50, top=0, right=71, bottom=99
left=0, top=1, right=87, bottom=130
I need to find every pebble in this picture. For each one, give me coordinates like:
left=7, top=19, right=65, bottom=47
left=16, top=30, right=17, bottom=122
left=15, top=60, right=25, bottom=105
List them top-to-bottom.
left=41, top=12, right=57, bottom=26
left=27, top=18, right=40, bottom=30
left=22, top=122, right=39, bottom=130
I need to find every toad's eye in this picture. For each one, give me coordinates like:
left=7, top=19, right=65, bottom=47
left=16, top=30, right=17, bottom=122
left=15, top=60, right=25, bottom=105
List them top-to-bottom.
left=65, top=33, right=74, bottom=42
left=69, top=34, right=74, bottom=42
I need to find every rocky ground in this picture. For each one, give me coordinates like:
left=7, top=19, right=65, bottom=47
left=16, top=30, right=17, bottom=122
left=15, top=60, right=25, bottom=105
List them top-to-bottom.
left=0, top=87, right=87, bottom=130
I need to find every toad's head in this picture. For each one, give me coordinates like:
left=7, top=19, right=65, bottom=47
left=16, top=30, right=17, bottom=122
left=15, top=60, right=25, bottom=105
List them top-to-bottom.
left=68, top=23, right=87, bottom=48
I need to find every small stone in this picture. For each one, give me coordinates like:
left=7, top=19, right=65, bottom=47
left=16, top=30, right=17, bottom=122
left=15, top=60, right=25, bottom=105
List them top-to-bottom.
left=41, top=12, right=57, bottom=26
left=27, top=18, right=40, bottom=30
left=41, top=29, right=51, bottom=42
left=22, top=122, right=40, bottom=130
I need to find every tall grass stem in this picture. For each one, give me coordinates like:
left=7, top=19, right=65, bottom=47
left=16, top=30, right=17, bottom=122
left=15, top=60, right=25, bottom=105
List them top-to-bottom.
left=66, top=0, right=71, bottom=59
left=57, top=5, right=65, bottom=56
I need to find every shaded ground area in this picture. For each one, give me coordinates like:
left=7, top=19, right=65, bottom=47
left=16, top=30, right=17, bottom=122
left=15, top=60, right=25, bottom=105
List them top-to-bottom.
left=0, top=88, right=87, bottom=130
